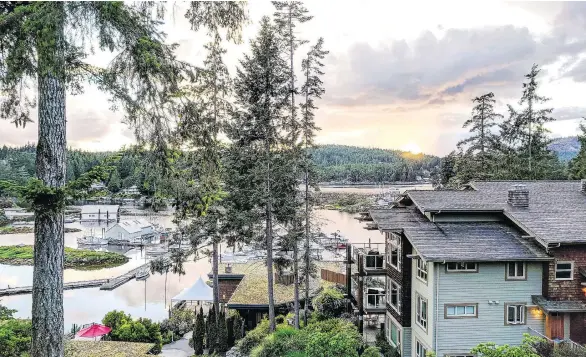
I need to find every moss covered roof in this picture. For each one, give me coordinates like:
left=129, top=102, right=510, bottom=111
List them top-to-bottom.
left=225, top=261, right=344, bottom=307
left=65, top=341, right=154, bottom=357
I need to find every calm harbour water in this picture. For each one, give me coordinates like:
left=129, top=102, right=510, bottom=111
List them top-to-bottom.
left=0, top=184, right=429, bottom=330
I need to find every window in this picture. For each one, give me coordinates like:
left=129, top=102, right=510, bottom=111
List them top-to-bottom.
left=388, top=233, right=401, bottom=271
left=417, top=258, right=428, bottom=282
left=555, top=261, right=574, bottom=280
left=446, top=262, right=478, bottom=272
left=506, top=262, right=526, bottom=280
left=387, top=278, right=401, bottom=313
left=416, top=294, right=428, bottom=330
left=505, top=303, right=526, bottom=325
left=445, top=304, right=478, bottom=318
left=386, top=316, right=401, bottom=349
left=416, top=340, right=428, bottom=357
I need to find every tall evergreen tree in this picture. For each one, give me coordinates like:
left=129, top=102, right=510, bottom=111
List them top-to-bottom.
left=273, top=1, right=313, bottom=329
left=0, top=4, right=245, bottom=355
left=225, top=16, right=292, bottom=332
left=300, top=38, right=327, bottom=326
left=501, top=64, right=556, bottom=179
left=456, top=92, right=502, bottom=178
left=569, top=120, right=586, bottom=179
left=207, top=305, right=217, bottom=353
left=193, top=307, right=205, bottom=355
left=217, top=310, right=229, bottom=353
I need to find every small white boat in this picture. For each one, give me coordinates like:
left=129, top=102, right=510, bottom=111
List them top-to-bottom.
left=136, top=268, right=150, bottom=280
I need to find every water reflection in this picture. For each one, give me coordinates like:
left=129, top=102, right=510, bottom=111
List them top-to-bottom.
left=0, top=187, right=423, bottom=330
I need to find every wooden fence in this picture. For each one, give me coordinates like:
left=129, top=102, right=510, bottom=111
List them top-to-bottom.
left=321, top=269, right=346, bottom=286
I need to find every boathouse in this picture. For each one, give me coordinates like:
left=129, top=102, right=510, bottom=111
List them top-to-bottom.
left=80, top=205, right=120, bottom=223
left=105, top=219, right=154, bottom=243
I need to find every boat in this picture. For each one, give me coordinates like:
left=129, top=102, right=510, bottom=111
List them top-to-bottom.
left=77, top=235, right=108, bottom=245
left=135, top=268, right=150, bottom=280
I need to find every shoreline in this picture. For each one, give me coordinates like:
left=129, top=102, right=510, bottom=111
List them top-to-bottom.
left=0, top=245, right=129, bottom=269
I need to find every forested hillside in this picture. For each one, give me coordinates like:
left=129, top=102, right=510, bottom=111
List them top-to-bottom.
left=549, top=137, right=580, bottom=162
left=0, top=144, right=440, bottom=189
left=311, top=145, right=439, bottom=182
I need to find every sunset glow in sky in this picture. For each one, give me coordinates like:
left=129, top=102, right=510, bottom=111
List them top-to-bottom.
left=2, top=1, right=586, bottom=156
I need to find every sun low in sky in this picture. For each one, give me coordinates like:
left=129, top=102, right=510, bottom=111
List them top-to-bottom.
left=401, top=142, right=423, bottom=154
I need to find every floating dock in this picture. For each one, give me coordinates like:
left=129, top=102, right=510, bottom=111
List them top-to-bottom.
left=0, top=279, right=108, bottom=297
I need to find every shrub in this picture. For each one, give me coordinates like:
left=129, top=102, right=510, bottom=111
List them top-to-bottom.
left=311, top=287, right=346, bottom=319
left=207, top=305, right=218, bottom=353
left=191, top=307, right=205, bottom=355
left=160, top=308, right=194, bottom=338
left=102, top=310, right=131, bottom=332
left=103, top=311, right=162, bottom=354
left=218, top=311, right=229, bottom=353
left=231, top=311, right=244, bottom=343
left=0, top=319, right=32, bottom=357
left=237, top=319, right=271, bottom=354
left=250, top=325, right=306, bottom=357
left=375, top=329, right=400, bottom=357
left=306, top=330, right=360, bottom=357
left=361, top=346, right=382, bottom=357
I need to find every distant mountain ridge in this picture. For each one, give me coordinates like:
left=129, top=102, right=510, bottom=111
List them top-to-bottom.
left=549, top=136, right=580, bottom=162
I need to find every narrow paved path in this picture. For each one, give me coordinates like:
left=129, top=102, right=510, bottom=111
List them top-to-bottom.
left=161, top=331, right=194, bottom=357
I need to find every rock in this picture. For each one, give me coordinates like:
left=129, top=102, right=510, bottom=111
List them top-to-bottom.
left=226, top=346, right=247, bottom=357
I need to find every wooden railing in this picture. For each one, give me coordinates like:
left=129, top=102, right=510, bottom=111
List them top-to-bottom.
left=321, top=269, right=346, bottom=285
left=527, top=327, right=586, bottom=352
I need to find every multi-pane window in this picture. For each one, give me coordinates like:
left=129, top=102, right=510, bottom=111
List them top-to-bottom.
left=388, top=233, right=401, bottom=271
left=417, top=258, right=428, bottom=282
left=555, top=261, right=574, bottom=280
left=446, top=262, right=478, bottom=272
left=506, top=262, right=526, bottom=280
left=387, top=278, right=401, bottom=313
left=416, top=294, right=428, bottom=330
left=445, top=304, right=477, bottom=318
left=506, top=304, right=526, bottom=325
left=386, top=317, right=401, bottom=349
left=416, top=340, right=428, bottom=357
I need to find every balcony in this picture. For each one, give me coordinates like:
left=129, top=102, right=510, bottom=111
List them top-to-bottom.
left=351, top=243, right=386, bottom=275
left=365, top=288, right=386, bottom=311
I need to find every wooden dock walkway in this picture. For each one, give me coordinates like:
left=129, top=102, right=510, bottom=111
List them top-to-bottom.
left=100, top=263, right=151, bottom=290
left=0, top=279, right=108, bottom=297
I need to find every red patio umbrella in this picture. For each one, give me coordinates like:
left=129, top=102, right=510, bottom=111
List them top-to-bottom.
left=76, top=323, right=112, bottom=339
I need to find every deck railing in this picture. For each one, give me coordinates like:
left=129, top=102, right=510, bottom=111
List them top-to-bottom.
left=527, top=327, right=586, bottom=352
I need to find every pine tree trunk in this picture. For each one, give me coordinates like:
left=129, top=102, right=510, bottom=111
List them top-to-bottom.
left=32, top=10, right=66, bottom=356
left=265, top=137, right=276, bottom=331
left=304, top=169, right=310, bottom=326
left=293, top=229, right=300, bottom=329
left=212, top=240, right=220, bottom=322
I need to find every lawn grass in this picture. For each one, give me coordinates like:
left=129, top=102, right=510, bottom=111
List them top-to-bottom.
left=0, top=245, right=129, bottom=269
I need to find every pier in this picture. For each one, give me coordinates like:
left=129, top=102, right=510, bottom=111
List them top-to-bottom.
left=0, top=279, right=108, bottom=297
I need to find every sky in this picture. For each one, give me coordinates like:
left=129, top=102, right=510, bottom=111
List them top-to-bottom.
left=2, top=1, right=586, bottom=156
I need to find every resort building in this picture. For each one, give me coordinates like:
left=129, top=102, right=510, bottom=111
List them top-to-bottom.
left=357, top=180, right=586, bottom=356
left=80, top=205, right=120, bottom=223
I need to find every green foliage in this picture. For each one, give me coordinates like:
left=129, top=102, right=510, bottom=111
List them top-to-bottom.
left=569, top=120, right=586, bottom=179
left=312, top=145, right=439, bottom=183
left=108, top=169, right=121, bottom=193
left=0, top=208, right=7, bottom=227
left=0, top=245, right=128, bottom=269
left=311, top=287, right=346, bottom=319
left=0, top=303, right=16, bottom=320
left=207, top=305, right=218, bottom=353
left=192, top=307, right=205, bottom=355
left=159, top=308, right=194, bottom=340
left=217, top=310, right=229, bottom=353
left=232, top=310, right=244, bottom=343
left=102, top=311, right=162, bottom=354
left=0, top=318, right=32, bottom=357
left=237, top=319, right=271, bottom=354
left=374, top=329, right=400, bottom=357
left=471, top=334, right=543, bottom=357
left=361, top=346, right=382, bottom=357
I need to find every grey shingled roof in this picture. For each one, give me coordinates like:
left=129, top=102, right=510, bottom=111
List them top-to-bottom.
left=408, top=181, right=586, bottom=245
left=369, top=206, right=550, bottom=262
left=532, top=295, right=586, bottom=313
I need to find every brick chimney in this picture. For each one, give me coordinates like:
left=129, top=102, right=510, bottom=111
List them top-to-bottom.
left=581, top=179, right=586, bottom=193
left=508, top=184, right=529, bottom=208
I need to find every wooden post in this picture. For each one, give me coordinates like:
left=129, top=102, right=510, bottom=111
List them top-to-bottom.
left=357, top=254, right=364, bottom=334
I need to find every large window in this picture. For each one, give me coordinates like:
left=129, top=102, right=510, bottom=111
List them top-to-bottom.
left=388, top=233, right=401, bottom=271
left=417, top=258, right=428, bottom=282
left=555, top=261, right=574, bottom=280
left=446, top=262, right=478, bottom=273
left=506, top=262, right=526, bottom=280
left=387, top=278, right=401, bottom=313
left=416, top=294, right=428, bottom=330
left=505, top=303, right=526, bottom=325
left=445, top=304, right=478, bottom=318
left=386, top=315, right=401, bottom=349
left=416, top=340, right=428, bottom=357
